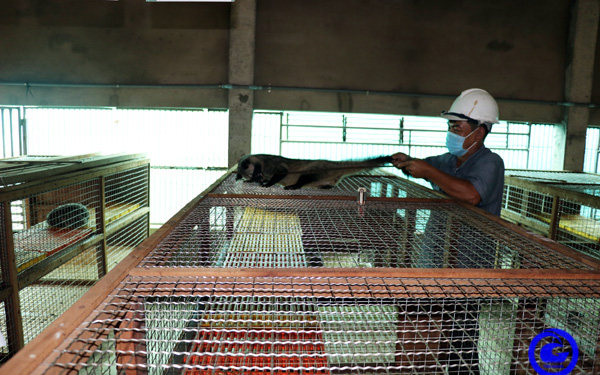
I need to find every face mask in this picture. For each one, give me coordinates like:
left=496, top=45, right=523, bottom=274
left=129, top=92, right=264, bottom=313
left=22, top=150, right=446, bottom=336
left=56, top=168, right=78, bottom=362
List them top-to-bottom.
left=446, top=128, right=478, bottom=157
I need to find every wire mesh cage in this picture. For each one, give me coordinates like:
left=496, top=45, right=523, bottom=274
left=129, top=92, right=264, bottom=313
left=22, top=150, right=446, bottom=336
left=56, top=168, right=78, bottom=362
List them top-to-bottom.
left=0, top=154, right=150, bottom=363
left=3, top=169, right=600, bottom=375
left=503, top=170, right=600, bottom=261
left=40, top=275, right=600, bottom=375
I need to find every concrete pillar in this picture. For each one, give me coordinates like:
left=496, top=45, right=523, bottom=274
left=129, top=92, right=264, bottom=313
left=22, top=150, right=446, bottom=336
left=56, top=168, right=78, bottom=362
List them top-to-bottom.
left=228, top=0, right=257, bottom=168
left=554, top=0, right=599, bottom=171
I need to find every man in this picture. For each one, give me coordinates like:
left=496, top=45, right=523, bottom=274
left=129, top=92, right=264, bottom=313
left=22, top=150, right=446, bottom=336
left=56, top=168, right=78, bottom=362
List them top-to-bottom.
left=392, top=88, right=505, bottom=374
left=392, top=88, right=505, bottom=217
left=393, top=88, right=504, bottom=269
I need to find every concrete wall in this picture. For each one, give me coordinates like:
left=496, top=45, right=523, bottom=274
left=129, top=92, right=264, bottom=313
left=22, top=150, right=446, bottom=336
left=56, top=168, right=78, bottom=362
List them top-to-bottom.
left=0, top=0, right=598, bottom=167
left=1, top=0, right=594, bottom=119
left=0, top=1, right=231, bottom=108
left=254, top=1, right=570, bottom=112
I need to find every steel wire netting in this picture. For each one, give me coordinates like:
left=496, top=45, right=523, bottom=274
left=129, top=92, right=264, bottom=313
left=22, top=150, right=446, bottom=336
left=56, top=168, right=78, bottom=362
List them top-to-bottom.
left=103, top=166, right=151, bottom=272
left=105, top=166, right=149, bottom=226
left=503, top=185, right=551, bottom=222
left=544, top=186, right=600, bottom=261
left=139, top=197, right=592, bottom=270
left=106, top=215, right=149, bottom=273
left=44, top=276, right=600, bottom=375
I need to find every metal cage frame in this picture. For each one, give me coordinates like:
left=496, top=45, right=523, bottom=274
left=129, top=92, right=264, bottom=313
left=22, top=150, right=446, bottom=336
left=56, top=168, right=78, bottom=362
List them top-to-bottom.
left=3, top=168, right=600, bottom=375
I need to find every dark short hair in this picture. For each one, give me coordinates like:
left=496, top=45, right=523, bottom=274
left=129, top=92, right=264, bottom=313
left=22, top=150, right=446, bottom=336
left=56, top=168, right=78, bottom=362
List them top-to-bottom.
left=466, top=119, right=479, bottom=128
left=466, top=120, right=489, bottom=137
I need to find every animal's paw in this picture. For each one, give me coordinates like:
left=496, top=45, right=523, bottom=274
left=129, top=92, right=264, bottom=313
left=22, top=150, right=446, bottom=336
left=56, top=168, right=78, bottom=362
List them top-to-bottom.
left=319, top=185, right=335, bottom=189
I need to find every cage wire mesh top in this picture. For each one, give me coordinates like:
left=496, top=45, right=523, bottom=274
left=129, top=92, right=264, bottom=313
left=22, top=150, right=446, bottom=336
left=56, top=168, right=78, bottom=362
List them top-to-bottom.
left=0, top=156, right=77, bottom=187
left=505, top=170, right=600, bottom=200
left=140, top=197, right=594, bottom=270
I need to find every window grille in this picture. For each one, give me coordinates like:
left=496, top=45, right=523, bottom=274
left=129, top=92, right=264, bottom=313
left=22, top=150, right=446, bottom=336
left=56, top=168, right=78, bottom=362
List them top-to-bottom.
left=0, top=107, right=25, bottom=158
left=20, top=107, right=229, bottom=228
left=252, top=111, right=557, bottom=171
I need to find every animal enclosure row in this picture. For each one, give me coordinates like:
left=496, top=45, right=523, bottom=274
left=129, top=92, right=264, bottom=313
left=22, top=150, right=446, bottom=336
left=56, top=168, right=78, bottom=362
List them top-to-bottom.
left=2, top=169, right=600, bottom=374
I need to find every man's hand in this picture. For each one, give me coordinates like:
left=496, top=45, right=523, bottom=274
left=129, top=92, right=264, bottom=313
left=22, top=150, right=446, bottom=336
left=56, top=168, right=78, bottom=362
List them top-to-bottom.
left=391, top=152, right=411, bottom=165
left=391, top=152, right=432, bottom=179
left=394, top=159, right=432, bottom=179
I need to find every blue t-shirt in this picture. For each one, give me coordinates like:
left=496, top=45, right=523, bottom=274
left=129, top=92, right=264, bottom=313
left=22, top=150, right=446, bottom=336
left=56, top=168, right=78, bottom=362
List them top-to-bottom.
left=424, top=147, right=505, bottom=216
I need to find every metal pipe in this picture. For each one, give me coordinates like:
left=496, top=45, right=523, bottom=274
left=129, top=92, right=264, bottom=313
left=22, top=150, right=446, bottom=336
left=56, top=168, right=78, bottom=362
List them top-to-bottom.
left=1, top=81, right=598, bottom=109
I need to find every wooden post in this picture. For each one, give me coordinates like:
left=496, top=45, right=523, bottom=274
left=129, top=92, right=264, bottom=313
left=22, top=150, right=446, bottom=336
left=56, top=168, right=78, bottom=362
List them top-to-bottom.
left=97, top=176, right=108, bottom=278
left=549, top=195, right=561, bottom=241
left=0, top=201, right=25, bottom=351
left=401, top=209, right=416, bottom=268
left=444, top=213, right=460, bottom=267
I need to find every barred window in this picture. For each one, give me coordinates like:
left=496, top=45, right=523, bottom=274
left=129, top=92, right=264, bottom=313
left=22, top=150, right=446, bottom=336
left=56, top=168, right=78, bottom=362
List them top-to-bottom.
left=252, top=110, right=558, bottom=171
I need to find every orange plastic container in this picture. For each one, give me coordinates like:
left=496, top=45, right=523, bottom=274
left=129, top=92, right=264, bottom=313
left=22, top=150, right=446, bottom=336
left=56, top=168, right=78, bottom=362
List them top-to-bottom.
left=183, top=330, right=329, bottom=375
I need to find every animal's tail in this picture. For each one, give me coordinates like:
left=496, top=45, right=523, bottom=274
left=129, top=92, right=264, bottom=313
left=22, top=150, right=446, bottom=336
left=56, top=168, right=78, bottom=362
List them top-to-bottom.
left=321, top=155, right=393, bottom=171
left=343, top=155, right=393, bottom=168
left=363, top=155, right=393, bottom=165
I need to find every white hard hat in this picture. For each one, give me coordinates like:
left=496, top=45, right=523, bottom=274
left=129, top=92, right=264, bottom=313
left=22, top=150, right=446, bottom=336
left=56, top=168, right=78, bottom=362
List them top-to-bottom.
left=441, top=88, right=499, bottom=131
